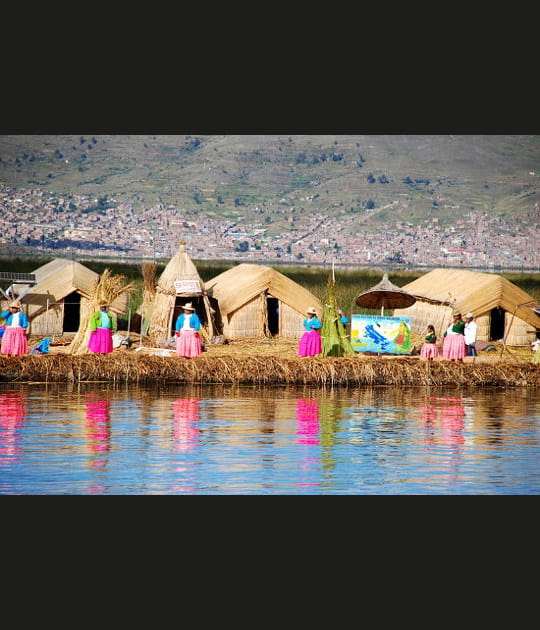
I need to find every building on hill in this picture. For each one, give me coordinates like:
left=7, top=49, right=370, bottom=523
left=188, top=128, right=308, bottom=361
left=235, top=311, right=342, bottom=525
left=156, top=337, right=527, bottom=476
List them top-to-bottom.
left=3, top=258, right=128, bottom=337
left=205, top=263, right=323, bottom=340
left=393, top=268, right=540, bottom=347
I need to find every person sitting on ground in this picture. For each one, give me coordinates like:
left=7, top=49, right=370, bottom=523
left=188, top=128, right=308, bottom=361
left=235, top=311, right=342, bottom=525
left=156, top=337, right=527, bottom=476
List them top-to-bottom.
left=0, top=301, right=29, bottom=356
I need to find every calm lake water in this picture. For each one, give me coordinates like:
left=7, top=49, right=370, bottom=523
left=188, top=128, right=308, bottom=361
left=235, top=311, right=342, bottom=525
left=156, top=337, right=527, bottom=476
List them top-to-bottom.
left=0, top=383, right=539, bottom=495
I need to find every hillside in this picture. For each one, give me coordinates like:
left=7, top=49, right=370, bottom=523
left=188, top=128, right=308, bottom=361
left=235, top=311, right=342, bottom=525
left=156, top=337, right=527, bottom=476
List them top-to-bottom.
left=1, top=134, right=539, bottom=235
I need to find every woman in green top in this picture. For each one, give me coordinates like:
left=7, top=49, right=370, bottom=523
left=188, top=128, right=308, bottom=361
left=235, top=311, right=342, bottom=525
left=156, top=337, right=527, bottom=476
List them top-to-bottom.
left=88, top=300, right=116, bottom=354
left=442, top=312, right=465, bottom=362
left=420, top=324, right=439, bottom=360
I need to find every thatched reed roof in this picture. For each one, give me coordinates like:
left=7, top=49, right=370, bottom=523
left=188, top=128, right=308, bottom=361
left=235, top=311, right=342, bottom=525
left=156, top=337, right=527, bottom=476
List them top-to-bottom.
left=155, top=241, right=205, bottom=297
left=16, top=258, right=128, bottom=317
left=205, top=264, right=323, bottom=317
left=398, top=268, right=540, bottom=328
left=355, top=272, right=417, bottom=310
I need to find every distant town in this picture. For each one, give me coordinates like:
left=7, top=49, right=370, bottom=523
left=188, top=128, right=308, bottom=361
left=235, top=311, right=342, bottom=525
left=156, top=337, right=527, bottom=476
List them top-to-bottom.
left=1, top=184, right=539, bottom=270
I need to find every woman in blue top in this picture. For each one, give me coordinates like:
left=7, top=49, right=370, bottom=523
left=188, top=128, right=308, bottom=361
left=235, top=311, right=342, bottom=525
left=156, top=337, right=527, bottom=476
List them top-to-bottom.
left=1, top=301, right=29, bottom=356
left=175, top=302, right=203, bottom=358
left=298, top=307, right=322, bottom=357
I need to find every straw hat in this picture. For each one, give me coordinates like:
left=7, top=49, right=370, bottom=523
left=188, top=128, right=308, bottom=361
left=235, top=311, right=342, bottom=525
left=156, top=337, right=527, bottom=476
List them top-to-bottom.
left=98, top=300, right=108, bottom=307
left=9, top=301, right=22, bottom=309
left=183, top=302, right=195, bottom=311
left=306, top=307, right=317, bottom=315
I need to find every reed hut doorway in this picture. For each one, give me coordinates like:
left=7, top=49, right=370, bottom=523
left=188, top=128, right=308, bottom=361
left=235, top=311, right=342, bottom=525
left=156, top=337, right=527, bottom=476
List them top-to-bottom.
left=63, top=291, right=81, bottom=332
left=171, top=296, right=206, bottom=335
left=267, top=297, right=279, bottom=336
left=490, top=306, right=505, bottom=341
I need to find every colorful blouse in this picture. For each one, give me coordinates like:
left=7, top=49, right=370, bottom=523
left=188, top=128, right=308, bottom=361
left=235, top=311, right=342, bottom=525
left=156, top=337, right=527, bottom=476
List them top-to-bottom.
left=1, top=310, right=29, bottom=328
left=91, top=310, right=116, bottom=331
left=175, top=313, right=201, bottom=332
left=303, top=316, right=322, bottom=332
left=425, top=332, right=436, bottom=343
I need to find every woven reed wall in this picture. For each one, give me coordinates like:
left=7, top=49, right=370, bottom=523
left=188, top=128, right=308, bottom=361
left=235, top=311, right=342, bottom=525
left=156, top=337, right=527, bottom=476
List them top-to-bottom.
left=225, top=294, right=267, bottom=339
left=280, top=302, right=305, bottom=339
left=29, top=303, right=63, bottom=336
left=504, top=312, right=537, bottom=346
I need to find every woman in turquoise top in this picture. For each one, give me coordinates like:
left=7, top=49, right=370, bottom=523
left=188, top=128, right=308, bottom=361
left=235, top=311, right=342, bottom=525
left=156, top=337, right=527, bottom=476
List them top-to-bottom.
left=1, top=301, right=29, bottom=355
left=175, top=302, right=203, bottom=358
left=298, top=307, right=322, bottom=357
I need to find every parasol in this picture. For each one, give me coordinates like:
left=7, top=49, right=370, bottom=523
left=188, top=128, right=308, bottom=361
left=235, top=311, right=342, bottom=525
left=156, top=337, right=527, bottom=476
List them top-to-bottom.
left=355, top=272, right=416, bottom=315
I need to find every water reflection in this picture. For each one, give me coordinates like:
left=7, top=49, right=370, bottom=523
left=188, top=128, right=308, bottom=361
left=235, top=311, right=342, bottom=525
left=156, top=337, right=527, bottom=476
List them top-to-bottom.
left=0, top=383, right=538, bottom=494
left=0, top=390, right=26, bottom=464
left=84, top=394, right=111, bottom=495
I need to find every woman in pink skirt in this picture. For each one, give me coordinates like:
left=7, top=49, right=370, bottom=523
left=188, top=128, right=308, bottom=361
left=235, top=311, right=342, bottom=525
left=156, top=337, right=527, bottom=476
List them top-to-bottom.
left=88, top=300, right=116, bottom=354
left=1, top=301, right=29, bottom=356
left=175, top=303, right=203, bottom=358
left=298, top=307, right=322, bottom=357
left=442, top=313, right=466, bottom=362
left=420, top=324, right=439, bottom=360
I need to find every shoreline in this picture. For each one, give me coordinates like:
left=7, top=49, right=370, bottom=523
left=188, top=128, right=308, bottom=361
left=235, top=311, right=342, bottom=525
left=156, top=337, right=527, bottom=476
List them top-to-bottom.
left=1, top=354, right=539, bottom=387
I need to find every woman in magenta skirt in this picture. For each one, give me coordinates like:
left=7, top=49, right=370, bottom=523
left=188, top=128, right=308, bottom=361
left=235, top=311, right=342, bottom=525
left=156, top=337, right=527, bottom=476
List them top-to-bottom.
left=88, top=300, right=116, bottom=354
left=0, top=301, right=29, bottom=356
left=175, top=303, right=203, bottom=358
left=298, top=307, right=322, bottom=357
left=442, top=313, right=466, bottom=362
left=420, top=324, right=439, bottom=360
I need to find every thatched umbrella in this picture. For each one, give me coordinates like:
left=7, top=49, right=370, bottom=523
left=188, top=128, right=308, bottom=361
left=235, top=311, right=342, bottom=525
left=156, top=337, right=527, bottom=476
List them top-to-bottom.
left=355, top=272, right=416, bottom=315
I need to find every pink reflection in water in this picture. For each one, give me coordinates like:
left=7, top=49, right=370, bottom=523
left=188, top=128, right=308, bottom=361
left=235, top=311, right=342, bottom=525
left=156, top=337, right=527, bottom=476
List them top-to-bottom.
left=0, top=391, right=26, bottom=462
left=85, top=395, right=111, bottom=468
left=172, top=398, right=201, bottom=453
left=296, top=398, right=320, bottom=488
left=296, top=399, right=320, bottom=446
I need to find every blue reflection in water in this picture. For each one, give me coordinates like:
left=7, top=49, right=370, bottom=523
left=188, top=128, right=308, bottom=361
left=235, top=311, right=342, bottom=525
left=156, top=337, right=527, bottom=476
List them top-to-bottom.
left=0, top=384, right=538, bottom=495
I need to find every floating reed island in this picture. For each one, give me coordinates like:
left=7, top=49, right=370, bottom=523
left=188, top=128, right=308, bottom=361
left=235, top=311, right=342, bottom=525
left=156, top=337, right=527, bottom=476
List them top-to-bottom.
left=0, top=353, right=539, bottom=388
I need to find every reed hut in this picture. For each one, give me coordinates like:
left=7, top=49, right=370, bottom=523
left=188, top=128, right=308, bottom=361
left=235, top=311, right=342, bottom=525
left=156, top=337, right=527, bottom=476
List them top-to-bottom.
left=146, top=241, right=216, bottom=342
left=7, top=258, right=128, bottom=337
left=205, top=264, right=323, bottom=340
left=393, top=268, right=540, bottom=347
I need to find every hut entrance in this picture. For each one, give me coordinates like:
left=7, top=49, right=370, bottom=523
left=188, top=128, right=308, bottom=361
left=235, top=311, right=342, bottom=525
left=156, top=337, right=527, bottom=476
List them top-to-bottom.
left=63, top=291, right=81, bottom=332
left=171, top=296, right=206, bottom=336
left=267, top=297, right=279, bottom=336
left=490, top=306, right=505, bottom=341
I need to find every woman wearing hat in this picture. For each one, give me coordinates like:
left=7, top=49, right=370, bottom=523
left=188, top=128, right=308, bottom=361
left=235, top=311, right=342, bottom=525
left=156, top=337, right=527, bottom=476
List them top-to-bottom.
left=88, top=300, right=116, bottom=354
left=0, top=301, right=29, bottom=356
left=175, top=303, right=203, bottom=358
left=298, top=307, right=322, bottom=357
left=442, top=312, right=466, bottom=362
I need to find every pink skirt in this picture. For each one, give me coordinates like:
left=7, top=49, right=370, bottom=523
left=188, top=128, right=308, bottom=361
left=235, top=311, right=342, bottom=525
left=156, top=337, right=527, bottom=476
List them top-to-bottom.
left=0, top=327, right=28, bottom=356
left=88, top=328, right=113, bottom=354
left=176, top=330, right=202, bottom=358
left=298, top=330, right=322, bottom=357
left=442, top=333, right=465, bottom=360
left=420, top=342, right=439, bottom=359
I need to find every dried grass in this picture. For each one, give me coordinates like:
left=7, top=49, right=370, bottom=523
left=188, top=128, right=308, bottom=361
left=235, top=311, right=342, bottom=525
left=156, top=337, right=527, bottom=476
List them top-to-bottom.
left=1, top=352, right=538, bottom=387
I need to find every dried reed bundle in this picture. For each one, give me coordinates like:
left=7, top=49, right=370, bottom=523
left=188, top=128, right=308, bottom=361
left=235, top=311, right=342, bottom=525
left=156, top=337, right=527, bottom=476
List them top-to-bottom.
left=138, top=262, right=157, bottom=331
left=67, top=268, right=136, bottom=355
left=321, top=273, right=355, bottom=357
left=1, top=354, right=539, bottom=387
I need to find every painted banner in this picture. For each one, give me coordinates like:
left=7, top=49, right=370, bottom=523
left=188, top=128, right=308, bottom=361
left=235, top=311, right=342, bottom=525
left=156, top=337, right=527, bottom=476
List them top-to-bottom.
left=174, top=279, right=201, bottom=294
left=351, top=314, right=411, bottom=354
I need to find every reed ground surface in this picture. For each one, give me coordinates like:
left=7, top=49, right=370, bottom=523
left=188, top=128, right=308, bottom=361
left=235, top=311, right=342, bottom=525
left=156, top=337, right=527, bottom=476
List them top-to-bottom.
left=1, top=333, right=538, bottom=387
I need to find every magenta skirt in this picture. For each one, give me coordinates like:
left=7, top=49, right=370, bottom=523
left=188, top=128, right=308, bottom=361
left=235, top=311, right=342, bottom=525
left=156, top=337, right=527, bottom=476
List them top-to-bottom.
left=0, top=328, right=28, bottom=356
left=88, top=328, right=113, bottom=354
left=176, top=330, right=202, bottom=358
left=298, top=330, right=322, bottom=357
left=442, top=333, right=465, bottom=360
left=420, top=342, right=439, bottom=359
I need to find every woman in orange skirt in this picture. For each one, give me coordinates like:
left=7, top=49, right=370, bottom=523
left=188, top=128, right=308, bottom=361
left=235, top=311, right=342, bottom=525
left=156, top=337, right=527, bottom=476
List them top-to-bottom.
left=175, top=303, right=203, bottom=358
